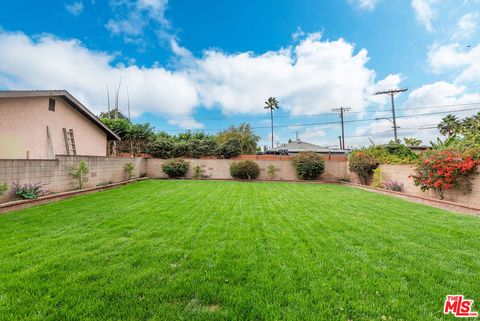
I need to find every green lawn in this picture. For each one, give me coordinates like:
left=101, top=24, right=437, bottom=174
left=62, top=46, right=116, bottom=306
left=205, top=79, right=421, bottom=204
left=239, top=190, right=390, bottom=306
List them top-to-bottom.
left=0, top=180, right=479, bottom=320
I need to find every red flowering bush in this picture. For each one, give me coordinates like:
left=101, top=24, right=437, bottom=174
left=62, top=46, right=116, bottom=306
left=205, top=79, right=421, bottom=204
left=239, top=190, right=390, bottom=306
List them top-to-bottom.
left=411, top=149, right=480, bottom=199
left=349, top=152, right=378, bottom=185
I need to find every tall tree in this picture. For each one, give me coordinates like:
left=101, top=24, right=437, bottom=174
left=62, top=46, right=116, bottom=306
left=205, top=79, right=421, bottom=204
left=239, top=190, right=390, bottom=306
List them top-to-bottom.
left=264, top=97, right=279, bottom=148
left=437, top=114, right=460, bottom=138
left=217, top=123, right=260, bottom=154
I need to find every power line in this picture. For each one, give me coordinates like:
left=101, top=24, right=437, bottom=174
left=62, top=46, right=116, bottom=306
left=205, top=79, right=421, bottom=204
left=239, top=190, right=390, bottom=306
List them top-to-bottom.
left=162, top=101, right=480, bottom=122
left=160, top=106, right=480, bottom=133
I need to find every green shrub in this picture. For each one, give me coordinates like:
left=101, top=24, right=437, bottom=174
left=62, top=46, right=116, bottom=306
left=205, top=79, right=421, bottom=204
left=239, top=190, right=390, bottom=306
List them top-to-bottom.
left=148, top=138, right=174, bottom=158
left=216, top=138, right=242, bottom=159
left=189, top=139, right=219, bottom=158
left=171, top=141, right=191, bottom=158
left=353, top=144, right=418, bottom=164
left=291, top=152, right=325, bottom=180
left=349, top=152, right=378, bottom=185
left=162, top=158, right=189, bottom=178
left=230, top=160, right=260, bottom=180
left=70, top=161, right=89, bottom=189
left=125, top=162, right=135, bottom=180
left=267, top=164, right=276, bottom=180
left=193, top=165, right=202, bottom=179
left=372, top=168, right=382, bottom=188
left=0, top=182, right=7, bottom=196
left=12, top=182, right=46, bottom=199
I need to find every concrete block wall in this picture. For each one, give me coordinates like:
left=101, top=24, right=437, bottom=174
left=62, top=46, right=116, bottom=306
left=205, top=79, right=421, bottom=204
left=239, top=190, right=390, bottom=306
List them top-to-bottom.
left=0, top=155, right=146, bottom=203
left=2, top=156, right=479, bottom=209
left=147, top=158, right=348, bottom=181
left=378, top=164, right=480, bottom=208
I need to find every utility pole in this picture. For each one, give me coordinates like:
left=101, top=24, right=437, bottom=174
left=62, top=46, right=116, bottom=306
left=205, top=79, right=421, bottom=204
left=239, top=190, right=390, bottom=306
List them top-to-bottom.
left=374, top=88, right=408, bottom=143
left=332, top=107, right=351, bottom=150
left=338, top=136, right=342, bottom=149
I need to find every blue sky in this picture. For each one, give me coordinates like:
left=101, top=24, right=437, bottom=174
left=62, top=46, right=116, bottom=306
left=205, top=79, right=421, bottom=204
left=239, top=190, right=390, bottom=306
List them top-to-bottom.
left=0, top=0, right=479, bottom=148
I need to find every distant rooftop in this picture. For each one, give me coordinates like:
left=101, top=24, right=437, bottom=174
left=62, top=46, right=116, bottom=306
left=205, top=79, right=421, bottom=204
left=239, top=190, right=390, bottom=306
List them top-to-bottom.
left=267, top=139, right=347, bottom=154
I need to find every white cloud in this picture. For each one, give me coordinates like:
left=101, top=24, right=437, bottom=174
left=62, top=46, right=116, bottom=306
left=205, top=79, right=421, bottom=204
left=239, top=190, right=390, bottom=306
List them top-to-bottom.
left=106, top=0, right=169, bottom=43
left=349, top=0, right=381, bottom=11
left=411, top=0, right=437, bottom=31
left=65, top=1, right=84, bottom=16
left=453, top=12, right=478, bottom=39
left=0, top=30, right=400, bottom=131
left=0, top=31, right=198, bottom=126
left=189, top=33, right=397, bottom=117
left=428, top=43, right=480, bottom=83
left=168, top=119, right=204, bottom=129
left=299, top=126, right=327, bottom=143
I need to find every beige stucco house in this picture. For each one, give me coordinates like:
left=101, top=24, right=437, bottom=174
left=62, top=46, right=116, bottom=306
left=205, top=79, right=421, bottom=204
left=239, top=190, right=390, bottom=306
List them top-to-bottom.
left=0, top=90, right=120, bottom=159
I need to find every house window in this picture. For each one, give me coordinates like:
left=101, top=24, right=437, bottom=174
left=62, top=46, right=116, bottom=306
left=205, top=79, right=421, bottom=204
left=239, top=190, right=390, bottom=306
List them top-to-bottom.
left=48, top=98, right=56, bottom=111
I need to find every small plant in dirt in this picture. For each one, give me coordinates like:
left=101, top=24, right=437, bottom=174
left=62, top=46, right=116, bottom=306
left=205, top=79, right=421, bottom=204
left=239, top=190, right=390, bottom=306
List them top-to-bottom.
left=411, top=149, right=480, bottom=199
left=291, top=152, right=325, bottom=180
left=349, top=152, right=378, bottom=185
left=162, top=158, right=189, bottom=178
left=230, top=160, right=260, bottom=180
left=70, top=161, right=89, bottom=189
left=125, top=162, right=135, bottom=180
left=267, top=164, right=276, bottom=180
left=193, top=165, right=202, bottom=179
left=372, top=168, right=383, bottom=188
left=383, top=180, right=404, bottom=192
left=96, top=181, right=113, bottom=187
left=0, top=182, right=7, bottom=196
left=11, top=182, right=47, bottom=200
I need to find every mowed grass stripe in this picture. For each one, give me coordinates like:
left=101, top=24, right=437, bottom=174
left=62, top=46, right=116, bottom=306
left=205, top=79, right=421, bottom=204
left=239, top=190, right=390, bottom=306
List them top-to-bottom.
left=0, top=180, right=479, bottom=320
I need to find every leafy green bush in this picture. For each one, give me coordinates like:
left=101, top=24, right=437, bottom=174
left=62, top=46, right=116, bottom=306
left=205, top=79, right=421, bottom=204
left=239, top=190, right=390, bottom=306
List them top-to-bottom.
left=148, top=138, right=174, bottom=158
left=216, top=138, right=242, bottom=159
left=189, top=139, right=218, bottom=158
left=171, top=141, right=191, bottom=158
left=353, top=144, right=418, bottom=164
left=291, top=152, right=325, bottom=180
left=349, top=152, right=378, bottom=185
left=162, top=158, right=189, bottom=178
left=230, top=160, right=260, bottom=180
left=70, top=161, right=89, bottom=189
left=0, top=182, right=7, bottom=196
left=12, top=182, right=46, bottom=199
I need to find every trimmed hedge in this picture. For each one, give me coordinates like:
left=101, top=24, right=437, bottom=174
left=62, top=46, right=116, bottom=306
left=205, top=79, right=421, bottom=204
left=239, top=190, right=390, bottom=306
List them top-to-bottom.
left=291, top=152, right=325, bottom=180
left=162, top=158, right=189, bottom=178
left=230, top=160, right=260, bottom=180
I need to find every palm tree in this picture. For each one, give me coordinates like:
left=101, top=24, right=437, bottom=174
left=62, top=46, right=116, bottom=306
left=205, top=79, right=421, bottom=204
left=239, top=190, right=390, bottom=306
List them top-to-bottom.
left=264, top=97, right=280, bottom=148
left=437, top=114, right=460, bottom=138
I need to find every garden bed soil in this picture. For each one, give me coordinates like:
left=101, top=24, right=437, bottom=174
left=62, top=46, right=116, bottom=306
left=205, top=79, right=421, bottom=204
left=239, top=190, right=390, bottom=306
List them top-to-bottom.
left=0, top=177, right=149, bottom=214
